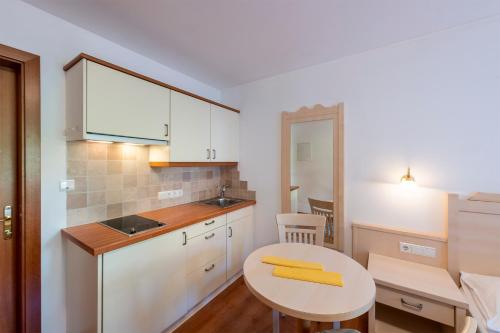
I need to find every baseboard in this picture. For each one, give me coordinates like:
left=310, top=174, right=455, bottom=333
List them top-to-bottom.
left=164, top=271, right=243, bottom=333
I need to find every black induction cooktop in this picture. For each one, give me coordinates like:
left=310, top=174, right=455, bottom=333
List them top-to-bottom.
left=99, top=215, right=165, bottom=236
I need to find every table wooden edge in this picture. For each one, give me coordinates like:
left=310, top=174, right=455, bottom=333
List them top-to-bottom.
left=243, top=274, right=376, bottom=323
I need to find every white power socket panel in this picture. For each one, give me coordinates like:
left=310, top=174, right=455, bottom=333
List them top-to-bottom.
left=60, top=179, right=75, bottom=192
left=158, top=189, right=184, bottom=200
left=399, top=242, right=436, bottom=258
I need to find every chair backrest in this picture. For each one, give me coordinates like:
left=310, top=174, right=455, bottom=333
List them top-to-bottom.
left=308, top=198, right=335, bottom=245
left=276, top=213, right=326, bottom=246
left=461, top=316, right=477, bottom=333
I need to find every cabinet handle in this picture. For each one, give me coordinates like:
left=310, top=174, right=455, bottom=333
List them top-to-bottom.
left=164, top=124, right=169, bottom=137
left=206, top=148, right=210, bottom=160
left=212, top=149, right=216, bottom=160
left=204, top=220, right=215, bottom=226
left=228, top=226, right=233, bottom=238
left=182, top=231, right=187, bottom=245
left=205, top=232, right=215, bottom=240
left=204, top=264, right=215, bottom=272
left=400, top=298, right=423, bottom=311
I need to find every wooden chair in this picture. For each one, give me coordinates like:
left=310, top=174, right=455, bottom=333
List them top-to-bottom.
left=308, top=198, right=335, bottom=245
left=276, top=213, right=326, bottom=246
left=461, top=316, right=477, bottom=333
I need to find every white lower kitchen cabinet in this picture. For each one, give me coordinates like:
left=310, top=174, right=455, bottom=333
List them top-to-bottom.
left=65, top=206, right=254, bottom=333
left=226, top=206, right=254, bottom=279
left=102, top=229, right=187, bottom=333
left=186, top=255, right=227, bottom=309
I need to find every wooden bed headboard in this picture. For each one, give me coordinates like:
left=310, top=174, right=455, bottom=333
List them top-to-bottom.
left=448, top=193, right=500, bottom=284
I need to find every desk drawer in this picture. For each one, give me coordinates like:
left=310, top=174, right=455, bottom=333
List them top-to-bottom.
left=186, top=215, right=226, bottom=239
left=186, top=226, right=226, bottom=273
left=376, top=285, right=454, bottom=326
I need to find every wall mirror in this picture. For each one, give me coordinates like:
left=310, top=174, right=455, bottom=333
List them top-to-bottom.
left=281, top=104, right=344, bottom=250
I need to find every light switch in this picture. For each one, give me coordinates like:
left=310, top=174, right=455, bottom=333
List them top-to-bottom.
left=60, top=179, right=75, bottom=192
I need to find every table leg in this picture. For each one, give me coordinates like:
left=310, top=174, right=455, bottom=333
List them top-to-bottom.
left=368, top=303, right=376, bottom=333
left=455, top=308, right=466, bottom=333
left=273, top=309, right=280, bottom=333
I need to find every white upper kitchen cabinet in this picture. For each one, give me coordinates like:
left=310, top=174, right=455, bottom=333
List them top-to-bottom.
left=66, top=59, right=170, bottom=144
left=170, top=91, right=211, bottom=162
left=210, top=105, right=239, bottom=162
left=102, top=229, right=188, bottom=333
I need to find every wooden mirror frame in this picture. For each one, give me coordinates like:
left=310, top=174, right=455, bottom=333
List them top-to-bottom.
left=281, top=104, right=344, bottom=251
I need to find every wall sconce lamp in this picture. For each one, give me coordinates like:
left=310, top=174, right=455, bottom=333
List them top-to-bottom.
left=400, top=167, right=416, bottom=185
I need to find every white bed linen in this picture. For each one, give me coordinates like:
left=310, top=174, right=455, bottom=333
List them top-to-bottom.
left=461, top=272, right=500, bottom=333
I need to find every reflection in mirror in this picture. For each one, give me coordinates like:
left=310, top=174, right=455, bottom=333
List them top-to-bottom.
left=290, top=120, right=335, bottom=246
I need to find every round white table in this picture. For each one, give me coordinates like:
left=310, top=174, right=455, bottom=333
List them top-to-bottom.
left=243, top=243, right=375, bottom=332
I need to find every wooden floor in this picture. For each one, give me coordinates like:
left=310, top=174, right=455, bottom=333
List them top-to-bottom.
left=173, top=277, right=367, bottom=333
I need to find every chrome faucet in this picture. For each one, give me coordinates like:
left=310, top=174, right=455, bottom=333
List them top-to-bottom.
left=219, top=184, right=230, bottom=198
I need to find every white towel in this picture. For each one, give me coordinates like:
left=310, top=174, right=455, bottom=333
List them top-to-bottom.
left=461, top=272, right=500, bottom=333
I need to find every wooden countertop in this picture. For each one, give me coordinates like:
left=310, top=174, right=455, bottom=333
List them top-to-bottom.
left=62, top=200, right=256, bottom=256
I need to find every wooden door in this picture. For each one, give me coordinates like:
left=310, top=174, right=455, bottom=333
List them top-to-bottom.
left=86, top=60, right=170, bottom=141
left=0, top=64, right=18, bottom=333
left=170, top=91, right=211, bottom=162
left=210, top=105, right=239, bottom=162
left=102, top=229, right=188, bottom=333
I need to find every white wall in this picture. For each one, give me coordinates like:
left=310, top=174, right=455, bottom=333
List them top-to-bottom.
left=0, top=1, right=220, bottom=332
left=223, top=17, right=500, bottom=252
left=291, top=120, right=334, bottom=213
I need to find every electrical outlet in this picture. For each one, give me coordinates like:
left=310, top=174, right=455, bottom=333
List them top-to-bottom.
left=60, top=179, right=75, bottom=192
left=174, top=189, right=183, bottom=197
left=158, top=191, right=170, bottom=200
left=399, top=242, right=436, bottom=258
left=400, top=242, right=412, bottom=254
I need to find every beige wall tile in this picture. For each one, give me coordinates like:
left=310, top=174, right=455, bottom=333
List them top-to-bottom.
left=67, top=141, right=87, bottom=161
left=88, top=142, right=108, bottom=160
left=107, top=144, right=123, bottom=160
left=122, top=145, right=137, bottom=160
left=88, top=160, right=107, bottom=175
left=122, top=160, right=137, bottom=174
left=67, top=161, right=87, bottom=177
left=107, top=161, right=122, bottom=174
left=123, top=174, right=137, bottom=188
left=106, top=175, right=122, bottom=190
left=88, top=176, right=106, bottom=191
left=74, top=177, right=87, bottom=192
left=122, top=188, right=137, bottom=202
left=106, top=190, right=123, bottom=205
left=88, top=191, right=105, bottom=206
left=67, top=193, right=87, bottom=209
left=123, top=201, right=138, bottom=215
left=107, top=203, right=123, bottom=219
left=87, top=205, right=106, bottom=223
left=67, top=208, right=88, bottom=227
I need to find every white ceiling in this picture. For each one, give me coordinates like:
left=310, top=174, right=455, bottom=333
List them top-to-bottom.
left=23, top=0, right=500, bottom=88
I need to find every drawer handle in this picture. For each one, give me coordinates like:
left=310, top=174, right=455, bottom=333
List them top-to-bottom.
left=204, top=220, right=215, bottom=226
left=228, top=226, right=233, bottom=238
left=182, top=231, right=187, bottom=246
left=205, top=233, right=215, bottom=240
left=204, top=264, right=215, bottom=272
left=401, top=298, right=423, bottom=312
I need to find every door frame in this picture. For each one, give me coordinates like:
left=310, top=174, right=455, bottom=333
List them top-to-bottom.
left=0, top=44, right=41, bottom=332
left=281, top=103, right=344, bottom=251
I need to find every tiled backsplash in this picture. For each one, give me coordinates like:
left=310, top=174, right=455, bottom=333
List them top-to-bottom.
left=66, top=141, right=255, bottom=227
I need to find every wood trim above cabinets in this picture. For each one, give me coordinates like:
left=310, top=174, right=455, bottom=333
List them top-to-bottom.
left=64, top=53, right=240, bottom=113
left=149, top=161, right=238, bottom=168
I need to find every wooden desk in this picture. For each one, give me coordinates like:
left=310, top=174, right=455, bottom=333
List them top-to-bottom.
left=244, top=243, right=375, bottom=332
left=368, top=253, right=468, bottom=333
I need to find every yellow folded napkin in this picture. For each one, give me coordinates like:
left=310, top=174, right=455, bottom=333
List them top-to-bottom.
left=261, top=256, right=324, bottom=271
left=272, top=266, right=344, bottom=287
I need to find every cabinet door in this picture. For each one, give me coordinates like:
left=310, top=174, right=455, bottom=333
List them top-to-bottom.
left=86, top=61, right=170, bottom=141
left=170, top=91, right=211, bottom=162
left=210, top=105, right=239, bottom=162
left=227, top=214, right=253, bottom=279
left=102, top=229, right=187, bottom=333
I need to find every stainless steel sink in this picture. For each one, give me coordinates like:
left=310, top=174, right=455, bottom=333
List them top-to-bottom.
left=201, top=197, right=244, bottom=208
